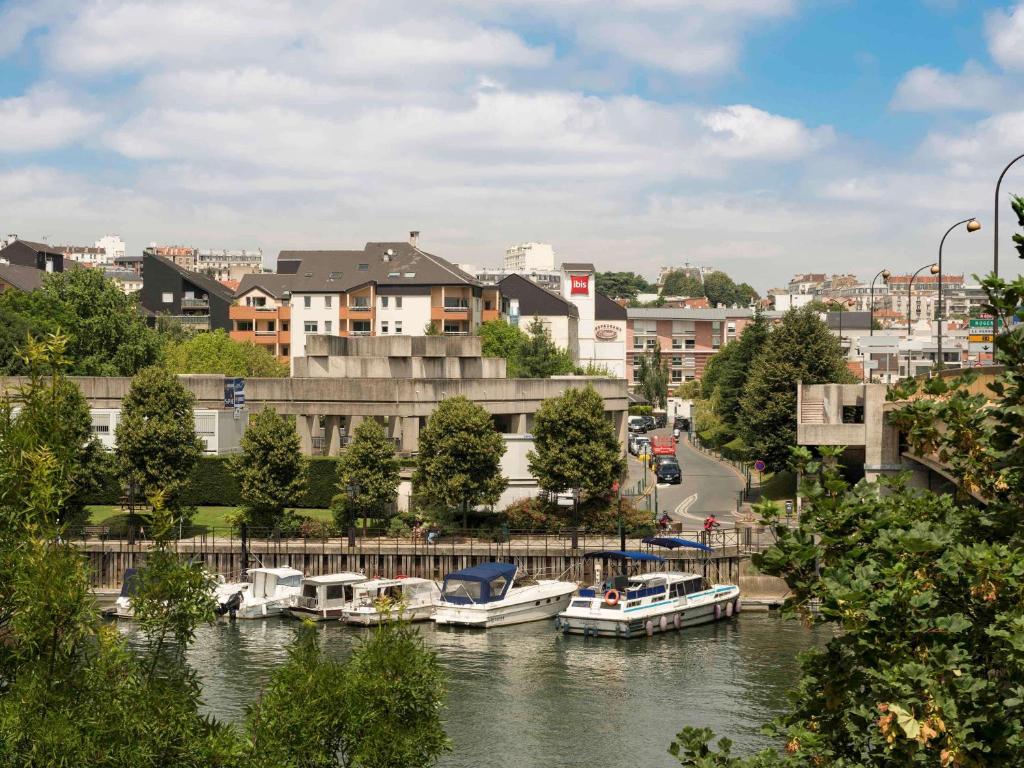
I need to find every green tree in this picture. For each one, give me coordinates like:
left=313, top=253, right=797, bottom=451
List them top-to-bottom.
left=0, top=267, right=161, bottom=375
left=595, top=271, right=652, bottom=300
left=661, top=271, right=704, bottom=297
left=703, top=271, right=741, bottom=307
left=734, top=282, right=760, bottom=305
left=0, top=308, right=44, bottom=374
left=716, top=312, right=770, bottom=432
left=519, top=318, right=575, bottom=378
left=477, top=319, right=527, bottom=377
left=424, top=321, right=441, bottom=336
left=163, top=329, right=289, bottom=377
left=636, top=342, right=669, bottom=409
left=115, top=366, right=203, bottom=517
left=674, top=380, right=702, bottom=399
left=528, top=385, right=625, bottom=505
left=413, top=396, right=506, bottom=526
left=229, top=408, right=308, bottom=530
left=333, top=419, right=400, bottom=530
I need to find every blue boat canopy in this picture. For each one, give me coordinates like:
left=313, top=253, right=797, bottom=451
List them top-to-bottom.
left=642, top=536, right=713, bottom=552
left=582, top=550, right=665, bottom=562
left=440, top=562, right=518, bottom=605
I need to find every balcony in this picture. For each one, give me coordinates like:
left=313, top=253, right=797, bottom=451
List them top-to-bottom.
left=181, top=297, right=209, bottom=309
left=348, top=304, right=372, bottom=312
left=171, top=315, right=210, bottom=329
left=255, top=330, right=277, bottom=336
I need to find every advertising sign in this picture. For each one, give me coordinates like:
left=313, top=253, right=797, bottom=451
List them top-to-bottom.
left=569, top=274, right=590, bottom=295
left=595, top=323, right=619, bottom=341
left=968, top=334, right=994, bottom=344
left=224, top=377, right=245, bottom=408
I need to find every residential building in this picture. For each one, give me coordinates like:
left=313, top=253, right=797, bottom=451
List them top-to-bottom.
left=94, top=235, right=126, bottom=263
left=0, top=238, right=70, bottom=273
left=504, top=242, right=555, bottom=272
left=54, top=244, right=107, bottom=265
left=144, top=244, right=263, bottom=282
left=144, top=244, right=197, bottom=270
left=140, top=251, right=235, bottom=331
left=113, top=254, right=143, bottom=276
left=0, top=262, right=45, bottom=294
left=559, top=262, right=628, bottom=377
left=657, top=263, right=714, bottom=289
left=465, top=265, right=562, bottom=292
left=103, top=268, right=143, bottom=295
left=232, top=273, right=293, bottom=363
left=498, top=273, right=579, bottom=359
left=787, top=273, right=827, bottom=294
left=771, top=292, right=815, bottom=311
left=89, top=406, right=245, bottom=454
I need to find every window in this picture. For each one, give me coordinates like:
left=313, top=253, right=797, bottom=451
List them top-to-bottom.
left=358, top=263, right=369, bottom=271
left=388, top=271, right=400, bottom=278
left=403, top=272, right=415, bottom=278
left=162, top=292, right=173, bottom=304
left=324, top=295, right=332, bottom=308
left=304, top=296, right=311, bottom=308
left=381, top=296, right=389, bottom=308
left=395, top=296, right=402, bottom=308
left=352, top=297, right=370, bottom=309
left=485, top=300, right=492, bottom=310
left=235, top=320, right=253, bottom=332
left=324, top=320, right=332, bottom=333
left=281, top=321, right=289, bottom=332
left=304, top=321, right=318, bottom=333
left=352, top=321, right=371, bottom=335
left=381, top=321, right=389, bottom=334
left=394, top=321, right=402, bottom=334
left=443, top=322, right=463, bottom=334
left=712, top=336, right=721, bottom=349
left=672, top=339, right=682, bottom=349
left=685, top=339, right=695, bottom=349
left=281, top=345, right=289, bottom=356
left=671, top=356, right=682, bottom=367
left=684, top=356, right=695, bottom=368
left=671, top=370, right=682, bottom=382
left=194, top=413, right=215, bottom=436
left=91, top=415, right=110, bottom=434
left=489, top=576, right=508, bottom=597
left=442, top=579, right=482, bottom=600
left=325, top=584, right=352, bottom=601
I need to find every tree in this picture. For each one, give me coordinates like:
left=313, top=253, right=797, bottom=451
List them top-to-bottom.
left=0, top=267, right=161, bottom=375
left=595, top=271, right=652, bottom=301
left=661, top=271, right=704, bottom=298
left=703, top=271, right=741, bottom=307
left=672, top=276, right=1024, bottom=765
left=734, top=282, right=760, bottom=305
left=0, top=308, right=44, bottom=374
left=739, top=308, right=853, bottom=470
left=716, top=312, right=770, bottom=431
left=518, top=318, right=575, bottom=378
left=477, top=319, right=527, bottom=377
left=424, top=321, right=441, bottom=336
left=163, top=329, right=289, bottom=377
left=636, top=343, right=669, bottom=409
left=115, top=366, right=203, bottom=516
left=674, top=380, right=702, bottom=400
left=528, top=385, right=625, bottom=505
left=413, top=396, right=506, bottom=526
left=229, top=407, right=308, bottom=530
left=333, top=418, right=400, bottom=530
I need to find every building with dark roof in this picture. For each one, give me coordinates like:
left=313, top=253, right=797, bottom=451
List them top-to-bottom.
left=0, top=239, right=70, bottom=274
left=141, top=251, right=235, bottom=331
left=0, top=262, right=45, bottom=294
left=498, top=273, right=580, bottom=360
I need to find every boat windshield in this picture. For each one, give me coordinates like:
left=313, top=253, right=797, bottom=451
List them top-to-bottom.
left=279, top=575, right=302, bottom=589
left=442, top=578, right=483, bottom=601
left=302, top=584, right=318, bottom=599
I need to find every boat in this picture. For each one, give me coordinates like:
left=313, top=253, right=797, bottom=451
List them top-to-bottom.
left=555, top=539, right=741, bottom=638
left=433, top=562, right=577, bottom=628
left=216, top=566, right=303, bottom=619
left=102, top=567, right=141, bottom=618
left=285, top=572, right=367, bottom=622
left=343, top=577, right=441, bottom=624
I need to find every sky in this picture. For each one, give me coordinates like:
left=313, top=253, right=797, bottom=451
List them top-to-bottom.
left=1, top=0, right=1024, bottom=291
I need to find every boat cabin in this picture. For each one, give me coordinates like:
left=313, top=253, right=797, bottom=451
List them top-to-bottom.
left=440, top=563, right=517, bottom=605
left=249, top=567, right=303, bottom=600
left=295, top=572, right=366, bottom=611
left=352, top=577, right=438, bottom=608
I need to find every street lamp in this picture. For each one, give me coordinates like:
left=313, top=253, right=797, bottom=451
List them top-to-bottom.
left=994, top=153, right=1024, bottom=278
left=937, top=218, right=981, bottom=372
left=906, top=263, right=939, bottom=379
left=869, top=269, right=890, bottom=337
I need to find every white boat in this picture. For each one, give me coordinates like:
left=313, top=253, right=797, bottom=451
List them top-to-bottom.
left=555, top=543, right=741, bottom=638
left=433, top=563, right=577, bottom=628
left=217, top=566, right=303, bottom=620
left=105, top=568, right=247, bottom=620
left=285, top=572, right=367, bottom=622
left=344, top=577, right=440, bottom=624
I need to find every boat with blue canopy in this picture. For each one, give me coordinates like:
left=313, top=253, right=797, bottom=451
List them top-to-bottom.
left=554, top=544, right=741, bottom=638
left=434, top=562, right=577, bottom=628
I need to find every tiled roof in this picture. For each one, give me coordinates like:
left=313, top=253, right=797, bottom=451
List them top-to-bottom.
left=0, top=262, right=45, bottom=292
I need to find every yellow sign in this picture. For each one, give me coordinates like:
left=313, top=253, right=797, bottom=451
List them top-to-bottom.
left=969, top=334, right=993, bottom=343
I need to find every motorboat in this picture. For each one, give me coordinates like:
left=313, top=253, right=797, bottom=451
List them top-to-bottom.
left=555, top=539, right=741, bottom=638
left=433, top=562, right=577, bottom=628
left=217, top=566, right=303, bottom=619
left=102, top=567, right=141, bottom=618
left=285, top=572, right=367, bottom=622
left=343, top=577, right=441, bottom=624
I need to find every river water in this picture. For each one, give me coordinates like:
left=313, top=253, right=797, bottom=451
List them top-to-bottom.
left=132, top=613, right=824, bottom=767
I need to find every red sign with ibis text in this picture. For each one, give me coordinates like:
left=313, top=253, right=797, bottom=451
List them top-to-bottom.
left=570, top=274, right=590, bottom=295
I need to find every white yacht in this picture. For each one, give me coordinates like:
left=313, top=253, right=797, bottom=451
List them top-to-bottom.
left=555, top=545, right=741, bottom=638
left=433, top=563, right=577, bottom=628
left=217, top=566, right=303, bottom=620
left=105, top=568, right=247, bottom=620
left=285, top=572, right=367, bottom=622
left=343, top=577, right=440, bottom=625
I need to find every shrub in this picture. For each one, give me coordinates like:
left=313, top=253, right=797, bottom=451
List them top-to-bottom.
left=629, top=404, right=653, bottom=415
left=720, top=436, right=752, bottom=461
left=303, top=456, right=339, bottom=508
left=501, top=497, right=556, bottom=531
left=298, top=517, right=335, bottom=539
left=387, top=517, right=412, bottom=538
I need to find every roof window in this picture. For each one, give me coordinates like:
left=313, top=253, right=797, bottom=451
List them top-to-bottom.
left=358, top=263, right=369, bottom=271
left=328, top=271, right=343, bottom=280
left=388, top=271, right=400, bottom=278
left=403, top=272, right=416, bottom=278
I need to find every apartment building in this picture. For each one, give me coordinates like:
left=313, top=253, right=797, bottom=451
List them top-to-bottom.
left=230, top=235, right=501, bottom=371
left=0, top=238, right=71, bottom=273
left=504, top=242, right=555, bottom=272
left=145, top=244, right=263, bottom=282
left=140, top=252, right=235, bottom=331
left=498, top=272, right=580, bottom=359
left=232, top=274, right=292, bottom=363
left=626, top=308, right=760, bottom=386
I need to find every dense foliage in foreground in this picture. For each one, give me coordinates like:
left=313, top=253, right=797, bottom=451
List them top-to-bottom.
left=671, top=275, right=1024, bottom=766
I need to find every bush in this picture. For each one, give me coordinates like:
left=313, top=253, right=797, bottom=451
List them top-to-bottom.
left=629, top=404, right=653, bottom=416
left=720, top=436, right=752, bottom=461
left=179, top=455, right=242, bottom=507
left=303, top=456, right=339, bottom=508
left=501, top=497, right=558, bottom=532
left=579, top=497, right=653, bottom=535
left=298, top=517, right=335, bottom=539
left=387, top=517, right=412, bottom=538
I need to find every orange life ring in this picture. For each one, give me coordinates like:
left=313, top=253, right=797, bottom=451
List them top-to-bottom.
left=604, top=589, right=620, bottom=606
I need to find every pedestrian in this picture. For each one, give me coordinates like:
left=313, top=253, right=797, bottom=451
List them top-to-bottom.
left=659, top=512, right=671, bottom=532
left=703, top=514, right=720, bottom=532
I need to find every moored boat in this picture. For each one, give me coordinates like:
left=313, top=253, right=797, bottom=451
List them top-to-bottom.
left=555, top=541, right=741, bottom=638
left=433, top=563, right=577, bottom=628
left=217, top=566, right=303, bottom=620
left=285, top=572, right=367, bottom=622
left=343, top=577, right=440, bottom=624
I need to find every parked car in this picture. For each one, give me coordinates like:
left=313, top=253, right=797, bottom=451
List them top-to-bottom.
left=653, top=412, right=668, bottom=429
left=640, top=415, right=657, bottom=431
left=628, top=416, right=648, bottom=434
left=673, top=416, right=691, bottom=432
left=629, top=435, right=651, bottom=456
left=655, top=458, right=682, bottom=484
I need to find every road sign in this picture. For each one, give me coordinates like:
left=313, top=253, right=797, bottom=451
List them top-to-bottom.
left=969, top=318, right=994, bottom=329
left=968, top=334, right=994, bottom=343
left=753, top=459, right=766, bottom=472
left=785, top=500, right=793, bottom=514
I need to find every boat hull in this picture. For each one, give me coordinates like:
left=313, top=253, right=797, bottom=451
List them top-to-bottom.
left=434, top=582, right=576, bottom=628
left=557, top=587, right=741, bottom=638
left=221, top=598, right=292, bottom=620
left=344, top=603, right=435, bottom=625
left=285, top=605, right=345, bottom=622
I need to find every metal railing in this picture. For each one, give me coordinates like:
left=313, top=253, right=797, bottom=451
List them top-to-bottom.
left=181, top=297, right=209, bottom=309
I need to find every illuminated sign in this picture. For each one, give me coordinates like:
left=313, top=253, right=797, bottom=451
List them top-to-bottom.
left=569, top=274, right=590, bottom=295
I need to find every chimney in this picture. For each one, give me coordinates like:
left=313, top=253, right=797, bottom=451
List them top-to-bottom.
left=409, top=230, right=420, bottom=248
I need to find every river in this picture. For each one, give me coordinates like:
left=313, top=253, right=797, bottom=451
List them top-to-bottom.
left=124, top=613, right=825, bottom=767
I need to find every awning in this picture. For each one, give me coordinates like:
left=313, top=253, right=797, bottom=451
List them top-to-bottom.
left=642, top=536, right=713, bottom=552
left=582, top=550, right=665, bottom=562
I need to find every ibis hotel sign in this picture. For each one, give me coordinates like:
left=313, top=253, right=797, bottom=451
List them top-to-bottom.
left=569, top=274, right=590, bottom=295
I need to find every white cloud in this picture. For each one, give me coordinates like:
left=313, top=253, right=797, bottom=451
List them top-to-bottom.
left=986, top=2, right=1024, bottom=71
left=890, top=62, right=1009, bottom=112
left=0, top=88, right=99, bottom=153
left=700, top=105, right=833, bottom=160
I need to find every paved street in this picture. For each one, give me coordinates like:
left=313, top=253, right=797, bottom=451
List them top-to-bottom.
left=627, top=430, right=744, bottom=530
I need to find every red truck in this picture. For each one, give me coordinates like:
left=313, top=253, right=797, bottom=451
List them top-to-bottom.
left=647, top=436, right=677, bottom=467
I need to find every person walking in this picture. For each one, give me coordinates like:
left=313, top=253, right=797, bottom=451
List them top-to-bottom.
left=702, top=514, right=720, bottom=547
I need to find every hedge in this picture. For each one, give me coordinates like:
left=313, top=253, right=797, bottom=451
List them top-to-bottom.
left=84, top=454, right=342, bottom=509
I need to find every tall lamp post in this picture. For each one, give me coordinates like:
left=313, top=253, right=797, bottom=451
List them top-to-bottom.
left=994, top=153, right=1024, bottom=278
left=937, top=218, right=981, bottom=371
left=906, top=263, right=939, bottom=379
left=866, top=269, right=890, bottom=383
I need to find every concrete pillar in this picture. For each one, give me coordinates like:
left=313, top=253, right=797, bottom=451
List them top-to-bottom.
left=613, top=410, right=628, bottom=448
left=511, top=413, right=528, bottom=435
left=296, top=415, right=315, bottom=455
left=325, top=415, right=342, bottom=455
left=401, top=417, right=420, bottom=453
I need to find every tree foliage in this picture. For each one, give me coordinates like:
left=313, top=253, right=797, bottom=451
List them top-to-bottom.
left=0, top=267, right=161, bottom=375
left=595, top=271, right=652, bottom=300
left=661, top=271, right=704, bottom=298
left=671, top=275, right=1024, bottom=767
left=717, top=312, right=770, bottom=429
left=518, top=318, right=576, bottom=378
left=477, top=319, right=528, bottom=377
left=163, top=329, right=288, bottom=377
left=636, top=342, right=669, bottom=409
left=115, top=365, right=203, bottom=513
left=528, top=385, right=625, bottom=501
left=413, top=396, right=506, bottom=520
left=228, top=407, right=308, bottom=529
left=332, top=418, right=400, bottom=529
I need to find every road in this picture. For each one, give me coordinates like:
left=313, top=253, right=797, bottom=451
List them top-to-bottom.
left=627, top=430, right=745, bottom=530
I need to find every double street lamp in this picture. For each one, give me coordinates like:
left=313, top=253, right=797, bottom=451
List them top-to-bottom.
left=936, top=218, right=981, bottom=371
left=906, top=263, right=939, bottom=379
left=865, top=269, right=890, bottom=383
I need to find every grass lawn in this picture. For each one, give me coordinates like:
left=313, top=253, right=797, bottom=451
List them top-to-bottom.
left=758, top=470, right=797, bottom=501
left=87, top=505, right=334, bottom=529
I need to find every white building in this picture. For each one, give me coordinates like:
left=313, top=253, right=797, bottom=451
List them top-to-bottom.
left=95, top=235, right=126, bottom=264
left=505, top=242, right=555, bottom=272
left=560, top=262, right=628, bottom=377
left=90, top=407, right=246, bottom=454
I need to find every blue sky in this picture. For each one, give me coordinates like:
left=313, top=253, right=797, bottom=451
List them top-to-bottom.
left=1, top=0, right=1022, bottom=289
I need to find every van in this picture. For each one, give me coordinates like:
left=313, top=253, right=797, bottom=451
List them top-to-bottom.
left=628, top=416, right=648, bottom=434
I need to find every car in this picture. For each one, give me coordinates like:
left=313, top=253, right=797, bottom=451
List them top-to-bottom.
left=653, top=412, right=668, bottom=429
left=640, top=415, right=657, bottom=431
left=628, top=416, right=648, bottom=434
left=673, top=416, right=690, bottom=432
left=629, top=435, right=651, bottom=456
left=650, top=453, right=678, bottom=470
left=655, top=459, right=682, bottom=484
